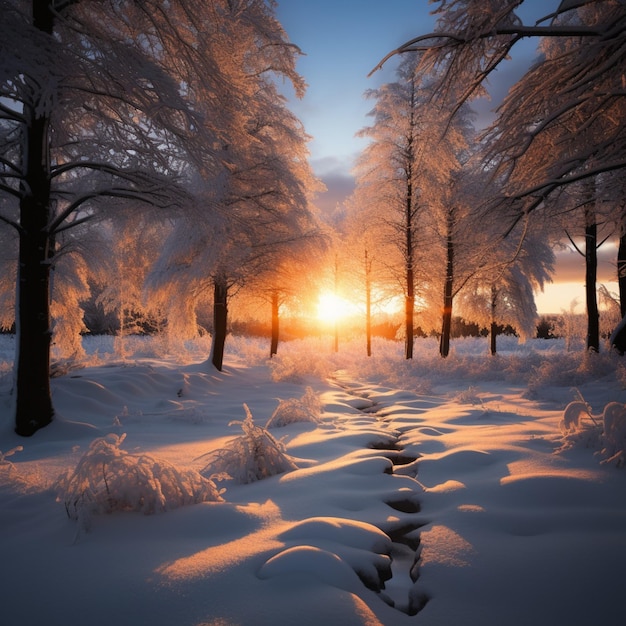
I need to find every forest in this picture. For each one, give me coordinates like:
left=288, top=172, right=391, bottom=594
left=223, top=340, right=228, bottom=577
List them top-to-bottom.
left=1, top=0, right=625, bottom=435
left=2, top=3, right=626, bottom=624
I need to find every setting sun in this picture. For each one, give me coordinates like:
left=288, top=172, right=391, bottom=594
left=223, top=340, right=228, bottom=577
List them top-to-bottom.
left=316, top=292, right=353, bottom=323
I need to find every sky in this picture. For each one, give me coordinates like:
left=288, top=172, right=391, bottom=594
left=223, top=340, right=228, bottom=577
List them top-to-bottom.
left=274, top=0, right=620, bottom=315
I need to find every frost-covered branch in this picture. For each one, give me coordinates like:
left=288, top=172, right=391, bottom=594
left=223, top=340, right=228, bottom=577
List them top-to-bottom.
left=370, top=24, right=608, bottom=76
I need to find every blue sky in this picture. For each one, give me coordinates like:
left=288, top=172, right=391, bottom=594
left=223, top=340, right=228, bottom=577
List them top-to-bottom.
left=276, top=0, right=436, bottom=181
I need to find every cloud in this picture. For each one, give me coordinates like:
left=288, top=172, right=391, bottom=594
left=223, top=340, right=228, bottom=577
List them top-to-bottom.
left=312, top=171, right=355, bottom=214
left=552, top=243, right=617, bottom=283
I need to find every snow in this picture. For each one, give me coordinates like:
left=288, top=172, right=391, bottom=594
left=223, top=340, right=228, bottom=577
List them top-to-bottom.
left=1, top=334, right=626, bottom=625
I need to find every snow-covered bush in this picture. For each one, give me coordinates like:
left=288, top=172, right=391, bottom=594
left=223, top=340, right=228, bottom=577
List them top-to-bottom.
left=269, top=348, right=334, bottom=383
left=526, top=351, right=616, bottom=399
left=265, top=386, right=321, bottom=428
left=453, top=386, right=483, bottom=405
left=557, top=390, right=602, bottom=451
left=557, top=393, right=626, bottom=466
left=559, top=399, right=593, bottom=435
left=600, top=402, right=626, bottom=467
left=199, top=404, right=298, bottom=484
left=57, top=433, right=223, bottom=524
left=0, top=445, right=23, bottom=471
left=0, top=445, right=38, bottom=493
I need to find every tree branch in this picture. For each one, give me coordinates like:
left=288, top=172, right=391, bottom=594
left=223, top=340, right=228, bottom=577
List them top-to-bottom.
left=369, top=24, right=607, bottom=76
left=0, top=211, right=21, bottom=233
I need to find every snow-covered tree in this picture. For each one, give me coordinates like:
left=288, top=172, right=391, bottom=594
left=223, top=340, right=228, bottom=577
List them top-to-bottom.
left=1, top=0, right=219, bottom=435
left=355, top=57, right=485, bottom=358
left=354, top=58, right=432, bottom=359
left=341, top=199, right=387, bottom=357
left=96, top=215, right=170, bottom=357
left=458, top=215, right=554, bottom=354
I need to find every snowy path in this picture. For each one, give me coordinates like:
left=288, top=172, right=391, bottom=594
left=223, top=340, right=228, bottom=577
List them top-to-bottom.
left=333, top=374, right=626, bottom=626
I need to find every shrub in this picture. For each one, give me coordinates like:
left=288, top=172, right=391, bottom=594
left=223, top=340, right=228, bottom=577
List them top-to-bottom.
left=265, top=386, right=321, bottom=428
left=600, top=402, right=626, bottom=467
left=199, top=404, right=298, bottom=484
left=57, top=433, right=223, bottom=525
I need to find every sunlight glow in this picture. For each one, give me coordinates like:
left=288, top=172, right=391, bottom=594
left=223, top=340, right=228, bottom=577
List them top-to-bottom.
left=316, top=292, right=353, bottom=324
left=375, top=294, right=403, bottom=316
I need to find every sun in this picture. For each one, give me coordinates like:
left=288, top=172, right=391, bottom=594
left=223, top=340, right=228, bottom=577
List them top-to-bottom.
left=316, top=292, right=351, bottom=324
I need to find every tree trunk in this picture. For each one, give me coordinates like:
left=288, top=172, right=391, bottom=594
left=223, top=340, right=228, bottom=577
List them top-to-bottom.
left=14, top=1, right=56, bottom=436
left=404, top=188, right=415, bottom=360
left=15, top=197, right=54, bottom=436
left=585, top=205, right=599, bottom=352
left=439, top=212, right=455, bottom=358
left=618, top=217, right=626, bottom=318
left=365, top=249, right=372, bottom=357
left=211, top=277, right=228, bottom=371
left=490, top=284, right=498, bottom=356
left=270, top=290, right=279, bottom=357
left=404, top=293, right=414, bottom=359
left=489, top=322, right=498, bottom=355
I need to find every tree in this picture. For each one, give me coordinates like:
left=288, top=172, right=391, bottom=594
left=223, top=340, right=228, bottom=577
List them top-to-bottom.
left=1, top=0, right=202, bottom=435
left=356, top=56, right=484, bottom=358
left=354, top=58, right=430, bottom=359
left=96, top=215, right=169, bottom=357
left=458, top=217, right=554, bottom=354
left=338, top=220, right=379, bottom=357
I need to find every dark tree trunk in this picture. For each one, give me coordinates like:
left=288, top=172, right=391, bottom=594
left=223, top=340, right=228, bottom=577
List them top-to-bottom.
left=14, top=1, right=56, bottom=436
left=15, top=167, right=54, bottom=436
left=404, top=186, right=415, bottom=360
left=585, top=206, right=599, bottom=352
left=439, top=211, right=455, bottom=358
left=618, top=219, right=626, bottom=318
left=365, top=249, right=372, bottom=357
left=211, top=278, right=228, bottom=371
left=490, top=285, right=499, bottom=356
left=270, top=290, right=279, bottom=358
left=404, top=293, right=414, bottom=359
left=490, top=322, right=498, bottom=355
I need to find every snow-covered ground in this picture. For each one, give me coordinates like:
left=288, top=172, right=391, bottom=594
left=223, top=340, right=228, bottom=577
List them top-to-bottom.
left=1, top=334, right=625, bottom=626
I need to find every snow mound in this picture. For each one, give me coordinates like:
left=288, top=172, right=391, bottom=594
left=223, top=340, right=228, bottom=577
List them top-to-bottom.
left=265, top=386, right=321, bottom=428
left=199, top=404, right=298, bottom=483
left=57, top=433, right=223, bottom=524
left=273, top=517, right=393, bottom=592
left=279, top=517, right=392, bottom=553
left=258, top=545, right=361, bottom=590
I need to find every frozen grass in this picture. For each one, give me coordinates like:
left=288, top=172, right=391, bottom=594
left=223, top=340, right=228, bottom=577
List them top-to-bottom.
left=0, top=332, right=623, bottom=399
left=265, top=386, right=322, bottom=428
left=197, top=404, right=298, bottom=484
left=57, top=433, right=223, bottom=526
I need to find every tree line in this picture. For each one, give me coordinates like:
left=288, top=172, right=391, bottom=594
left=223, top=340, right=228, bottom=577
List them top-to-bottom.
left=335, top=0, right=625, bottom=359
